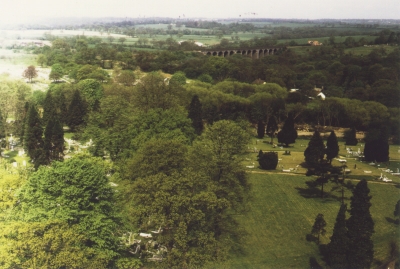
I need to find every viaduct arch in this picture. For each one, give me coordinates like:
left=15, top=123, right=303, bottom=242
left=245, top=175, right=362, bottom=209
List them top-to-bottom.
left=201, top=47, right=283, bottom=59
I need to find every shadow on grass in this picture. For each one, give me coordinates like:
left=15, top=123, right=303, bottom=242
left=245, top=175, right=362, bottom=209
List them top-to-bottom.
left=296, top=181, right=345, bottom=202
left=385, top=217, right=399, bottom=225
left=309, top=257, right=323, bottom=269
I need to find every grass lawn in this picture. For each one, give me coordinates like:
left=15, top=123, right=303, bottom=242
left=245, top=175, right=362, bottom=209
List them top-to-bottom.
left=218, top=135, right=400, bottom=268
left=208, top=171, right=399, bottom=268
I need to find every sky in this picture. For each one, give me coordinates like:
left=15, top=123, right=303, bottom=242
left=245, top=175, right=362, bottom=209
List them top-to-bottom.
left=0, top=0, right=399, bottom=24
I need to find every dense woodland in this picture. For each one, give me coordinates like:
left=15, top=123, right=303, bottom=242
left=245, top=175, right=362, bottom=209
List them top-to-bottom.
left=0, top=19, right=399, bottom=268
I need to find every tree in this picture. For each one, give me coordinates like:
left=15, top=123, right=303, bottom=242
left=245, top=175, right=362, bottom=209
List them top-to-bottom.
left=37, top=54, right=47, bottom=67
left=49, top=63, right=64, bottom=82
left=22, top=65, right=38, bottom=83
left=116, top=70, right=135, bottom=86
left=170, top=71, right=187, bottom=86
left=134, top=72, right=186, bottom=112
left=77, top=79, right=103, bottom=110
left=42, top=90, right=56, bottom=127
left=67, top=90, right=87, bottom=131
left=188, top=95, right=204, bottom=135
left=23, top=104, right=44, bottom=167
left=0, top=110, right=5, bottom=154
left=277, top=114, right=297, bottom=147
left=266, top=116, right=278, bottom=144
left=44, top=118, right=64, bottom=163
left=257, top=120, right=265, bottom=138
left=344, top=128, right=358, bottom=146
left=364, top=128, right=389, bottom=163
left=304, top=131, right=325, bottom=167
left=326, top=131, right=339, bottom=164
left=258, top=150, right=278, bottom=170
left=7, top=155, right=120, bottom=268
left=346, top=179, right=374, bottom=269
left=327, top=204, right=349, bottom=269
left=311, top=213, right=327, bottom=245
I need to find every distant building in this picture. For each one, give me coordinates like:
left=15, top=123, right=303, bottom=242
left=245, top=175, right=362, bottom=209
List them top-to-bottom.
left=308, top=40, right=323, bottom=46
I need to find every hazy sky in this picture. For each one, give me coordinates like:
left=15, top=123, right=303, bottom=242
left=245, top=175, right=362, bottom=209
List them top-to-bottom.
left=1, top=0, right=399, bottom=24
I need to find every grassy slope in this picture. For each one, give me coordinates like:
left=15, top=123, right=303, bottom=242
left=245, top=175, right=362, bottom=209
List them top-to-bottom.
left=207, top=137, right=400, bottom=268
left=208, top=173, right=399, bottom=268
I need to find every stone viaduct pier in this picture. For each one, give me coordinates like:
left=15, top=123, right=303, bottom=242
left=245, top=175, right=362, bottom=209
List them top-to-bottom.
left=200, top=47, right=284, bottom=59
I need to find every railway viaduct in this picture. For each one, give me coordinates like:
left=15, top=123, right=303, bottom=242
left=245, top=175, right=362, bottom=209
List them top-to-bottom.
left=199, top=47, right=284, bottom=59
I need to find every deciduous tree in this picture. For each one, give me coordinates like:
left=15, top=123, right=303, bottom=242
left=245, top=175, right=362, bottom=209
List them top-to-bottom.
left=22, top=65, right=38, bottom=83
left=188, top=95, right=204, bottom=135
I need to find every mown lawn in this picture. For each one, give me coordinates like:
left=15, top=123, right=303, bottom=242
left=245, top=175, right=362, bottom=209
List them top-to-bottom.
left=207, top=172, right=399, bottom=268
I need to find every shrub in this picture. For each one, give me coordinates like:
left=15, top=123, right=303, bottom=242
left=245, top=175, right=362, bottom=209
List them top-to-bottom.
left=258, top=150, right=278, bottom=170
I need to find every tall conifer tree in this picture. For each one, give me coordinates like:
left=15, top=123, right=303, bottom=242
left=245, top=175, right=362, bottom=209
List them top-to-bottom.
left=42, top=90, right=56, bottom=127
left=67, top=90, right=87, bottom=132
left=188, top=95, right=203, bottom=135
left=24, top=104, right=44, bottom=165
left=0, top=110, right=5, bottom=154
left=277, top=113, right=297, bottom=147
left=266, top=116, right=278, bottom=144
left=51, top=119, right=64, bottom=161
left=257, top=120, right=265, bottom=138
left=304, top=131, right=325, bottom=167
left=326, top=131, right=339, bottom=164
left=346, top=179, right=374, bottom=269
left=327, top=204, right=349, bottom=268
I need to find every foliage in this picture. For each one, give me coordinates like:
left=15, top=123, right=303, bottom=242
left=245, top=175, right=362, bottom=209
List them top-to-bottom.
left=49, top=63, right=64, bottom=82
left=22, top=65, right=38, bottom=83
left=116, top=70, right=136, bottom=86
left=134, top=71, right=186, bottom=112
left=170, top=71, right=187, bottom=85
left=77, top=79, right=103, bottom=110
left=67, top=89, right=87, bottom=131
left=188, top=94, right=204, bottom=135
left=23, top=104, right=44, bottom=168
left=277, top=114, right=297, bottom=147
left=257, top=120, right=265, bottom=138
left=344, top=128, right=358, bottom=145
left=364, top=128, right=390, bottom=162
left=304, top=131, right=325, bottom=167
left=326, top=131, right=339, bottom=164
left=257, top=150, right=278, bottom=170
left=8, top=155, right=120, bottom=267
left=346, top=179, right=374, bottom=269
left=394, top=200, right=400, bottom=218
left=326, top=204, right=349, bottom=268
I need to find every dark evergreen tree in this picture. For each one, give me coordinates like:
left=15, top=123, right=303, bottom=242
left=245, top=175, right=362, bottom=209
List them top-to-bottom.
left=42, top=90, right=56, bottom=127
left=67, top=90, right=87, bottom=132
left=58, top=93, right=68, bottom=125
left=188, top=95, right=204, bottom=135
left=19, top=102, right=30, bottom=145
left=24, top=105, right=44, bottom=166
left=0, top=110, right=5, bottom=153
left=277, top=113, right=297, bottom=147
left=266, top=116, right=278, bottom=144
left=43, top=118, right=54, bottom=165
left=51, top=119, right=64, bottom=161
left=257, top=120, right=265, bottom=138
left=344, top=128, right=358, bottom=146
left=364, top=128, right=389, bottom=163
left=304, top=131, right=325, bottom=167
left=326, top=131, right=339, bottom=164
left=258, top=151, right=278, bottom=170
left=346, top=179, right=374, bottom=269
left=327, top=204, right=349, bottom=269
left=311, top=213, right=327, bottom=245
